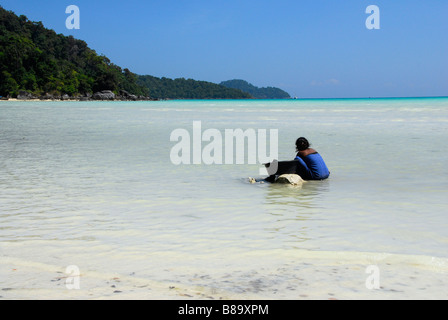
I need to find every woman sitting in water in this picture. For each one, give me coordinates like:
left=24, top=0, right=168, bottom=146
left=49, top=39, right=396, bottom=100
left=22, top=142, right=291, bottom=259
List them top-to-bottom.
left=260, top=137, right=330, bottom=183
left=294, top=137, right=330, bottom=180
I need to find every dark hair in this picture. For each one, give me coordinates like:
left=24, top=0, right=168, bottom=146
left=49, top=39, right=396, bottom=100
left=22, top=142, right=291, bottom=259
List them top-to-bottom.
left=295, top=137, right=310, bottom=151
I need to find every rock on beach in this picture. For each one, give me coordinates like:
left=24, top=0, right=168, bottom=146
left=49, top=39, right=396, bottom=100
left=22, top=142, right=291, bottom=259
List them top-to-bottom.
left=92, top=90, right=116, bottom=101
left=275, top=174, right=305, bottom=186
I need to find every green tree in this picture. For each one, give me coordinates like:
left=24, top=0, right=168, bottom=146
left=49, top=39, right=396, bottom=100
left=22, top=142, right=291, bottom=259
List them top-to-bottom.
left=0, top=6, right=149, bottom=98
left=0, top=70, right=19, bottom=96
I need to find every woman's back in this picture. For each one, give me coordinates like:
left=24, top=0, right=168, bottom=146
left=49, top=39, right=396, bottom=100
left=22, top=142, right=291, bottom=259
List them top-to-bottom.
left=296, top=152, right=330, bottom=180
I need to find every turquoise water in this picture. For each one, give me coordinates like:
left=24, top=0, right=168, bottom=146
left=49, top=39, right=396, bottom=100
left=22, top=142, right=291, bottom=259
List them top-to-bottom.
left=1, top=98, right=447, bottom=299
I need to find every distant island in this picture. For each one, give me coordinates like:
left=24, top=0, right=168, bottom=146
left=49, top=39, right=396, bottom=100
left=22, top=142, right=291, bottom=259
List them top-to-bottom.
left=0, top=6, right=289, bottom=101
left=136, top=75, right=251, bottom=100
left=220, top=80, right=291, bottom=99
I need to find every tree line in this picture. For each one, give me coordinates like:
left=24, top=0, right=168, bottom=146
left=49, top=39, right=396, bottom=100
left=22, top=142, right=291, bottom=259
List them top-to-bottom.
left=0, top=6, right=149, bottom=98
left=0, top=7, right=288, bottom=100
left=137, top=75, right=251, bottom=100
left=220, top=79, right=291, bottom=99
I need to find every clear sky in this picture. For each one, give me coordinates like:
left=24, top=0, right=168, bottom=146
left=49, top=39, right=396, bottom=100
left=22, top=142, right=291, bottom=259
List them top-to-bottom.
left=1, top=0, right=447, bottom=98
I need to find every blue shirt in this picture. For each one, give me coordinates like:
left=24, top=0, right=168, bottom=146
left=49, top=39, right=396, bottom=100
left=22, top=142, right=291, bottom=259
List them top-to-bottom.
left=294, top=153, right=330, bottom=180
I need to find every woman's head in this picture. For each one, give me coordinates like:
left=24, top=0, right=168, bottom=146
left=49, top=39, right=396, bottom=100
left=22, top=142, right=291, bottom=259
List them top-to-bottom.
left=295, top=137, right=310, bottom=151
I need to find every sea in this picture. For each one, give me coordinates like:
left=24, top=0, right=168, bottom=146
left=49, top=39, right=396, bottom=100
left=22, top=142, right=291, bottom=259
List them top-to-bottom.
left=0, top=98, right=447, bottom=300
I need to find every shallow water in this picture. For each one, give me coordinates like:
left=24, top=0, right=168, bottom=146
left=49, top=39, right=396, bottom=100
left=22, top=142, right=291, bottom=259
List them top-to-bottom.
left=1, top=98, right=447, bottom=299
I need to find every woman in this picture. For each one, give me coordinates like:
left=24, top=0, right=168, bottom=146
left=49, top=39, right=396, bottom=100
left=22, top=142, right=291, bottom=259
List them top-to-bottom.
left=294, top=137, right=330, bottom=180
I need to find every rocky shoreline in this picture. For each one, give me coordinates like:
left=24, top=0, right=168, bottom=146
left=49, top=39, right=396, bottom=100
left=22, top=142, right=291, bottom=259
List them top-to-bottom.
left=0, top=90, right=158, bottom=101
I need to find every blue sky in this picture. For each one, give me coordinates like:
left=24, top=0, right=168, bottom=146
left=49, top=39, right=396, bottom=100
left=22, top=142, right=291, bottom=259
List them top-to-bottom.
left=1, top=0, right=447, bottom=98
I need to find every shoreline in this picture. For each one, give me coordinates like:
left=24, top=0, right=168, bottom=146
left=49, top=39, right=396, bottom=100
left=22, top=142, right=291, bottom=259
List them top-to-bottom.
left=0, top=90, right=158, bottom=102
left=1, top=96, right=447, bottom=103
left=2, top=97, right=448, bottom=103
left=0, top=98, right=159, bottom=102
left=1, top=99, right=135, bottom=102
left=2, top=247, right=447, bottom=300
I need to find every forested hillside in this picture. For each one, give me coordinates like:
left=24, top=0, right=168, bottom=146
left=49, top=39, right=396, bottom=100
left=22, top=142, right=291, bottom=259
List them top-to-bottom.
left=0, top=6, right=149, bottom=98
left=0, top=7, right=286, bottom=100
left=0, top=7, right=251, bottom=100
left=137, top=75, right=251, bottom=100
left=220, top=79, right=291, bottom=99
